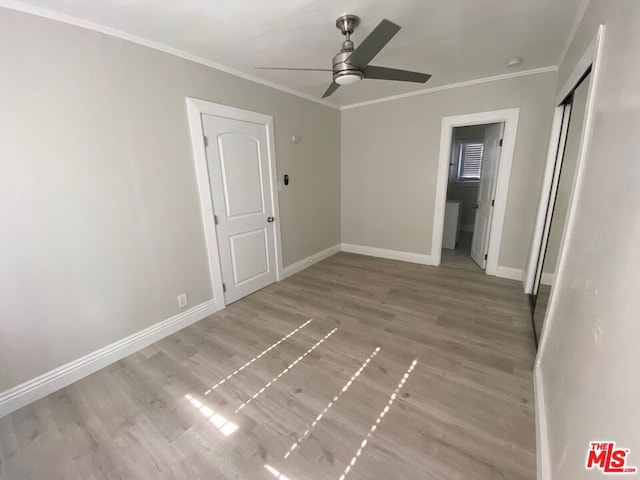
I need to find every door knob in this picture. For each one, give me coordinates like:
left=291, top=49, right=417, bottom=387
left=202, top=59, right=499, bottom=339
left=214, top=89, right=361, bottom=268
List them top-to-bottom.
left=472, top=204, right=479, bottom=209
left=267, top=216, right=275, bottom=223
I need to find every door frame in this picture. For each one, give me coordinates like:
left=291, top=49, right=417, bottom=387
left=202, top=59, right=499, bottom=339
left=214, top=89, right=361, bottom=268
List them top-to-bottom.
left=531, top=25, right=605, bottom=480
left=524, top=28, right=605, bottom=297
left=185, top=97, right=283, bottom=309
left=523, top=105, right=569, bottom=294
left=432, top=108, right=520, bottom=276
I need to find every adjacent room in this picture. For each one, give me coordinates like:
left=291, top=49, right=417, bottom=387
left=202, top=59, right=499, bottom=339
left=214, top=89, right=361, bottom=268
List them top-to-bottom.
left=1, top=1, right=638, bottom=479
left=442, top=122, right=503, bottom=271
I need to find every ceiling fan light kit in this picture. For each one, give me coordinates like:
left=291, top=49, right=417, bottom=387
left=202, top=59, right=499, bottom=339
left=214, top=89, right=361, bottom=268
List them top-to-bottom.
left=256, top=14, right=431, bottom=98
left=334, top=71, right=363, bottom=85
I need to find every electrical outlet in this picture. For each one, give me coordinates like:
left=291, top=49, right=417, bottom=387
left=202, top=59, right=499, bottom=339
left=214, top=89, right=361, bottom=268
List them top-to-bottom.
left=177, top=293, right=188, bottom=308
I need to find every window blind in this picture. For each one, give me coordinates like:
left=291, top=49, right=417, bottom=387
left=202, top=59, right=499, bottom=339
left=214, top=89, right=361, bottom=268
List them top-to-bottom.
left=458, top=143, right=484, bottom=181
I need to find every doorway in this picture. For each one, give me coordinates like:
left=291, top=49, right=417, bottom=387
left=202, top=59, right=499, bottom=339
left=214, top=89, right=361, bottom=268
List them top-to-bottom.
left=186, top=98, right=283, bottom=308
left=432, top=108, right=520, bottom=276
left=441, top=122, right=504, bottom=271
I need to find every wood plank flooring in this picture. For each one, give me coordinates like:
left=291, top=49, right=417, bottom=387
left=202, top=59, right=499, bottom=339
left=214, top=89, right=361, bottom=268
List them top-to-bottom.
left=0, top=252, right=537, bottom=480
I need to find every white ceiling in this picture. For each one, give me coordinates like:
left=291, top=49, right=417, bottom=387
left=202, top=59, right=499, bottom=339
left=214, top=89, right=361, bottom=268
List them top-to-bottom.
left=10, top=0, right=584, bottom=107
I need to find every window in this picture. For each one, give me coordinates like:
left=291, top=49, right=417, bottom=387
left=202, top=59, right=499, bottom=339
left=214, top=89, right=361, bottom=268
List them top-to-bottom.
left=457, top=142, right=484, bottom=182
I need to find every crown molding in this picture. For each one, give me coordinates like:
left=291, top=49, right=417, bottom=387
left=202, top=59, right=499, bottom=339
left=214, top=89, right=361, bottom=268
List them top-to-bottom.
left=0, top=0, right=341, bottom=110
left=1, top=1, right=561, bottom=112
left=340, top=65, right=559, bottom=110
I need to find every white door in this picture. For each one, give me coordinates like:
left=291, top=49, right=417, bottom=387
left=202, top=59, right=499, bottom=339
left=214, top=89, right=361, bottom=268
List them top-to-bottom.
left=202, top=114, right=277, bottom=304
left=470, top=123, right=504, bottom=269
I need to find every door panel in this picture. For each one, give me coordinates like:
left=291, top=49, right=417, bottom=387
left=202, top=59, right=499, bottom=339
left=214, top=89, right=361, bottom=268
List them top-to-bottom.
left=203, top=115, right=277, bottom=304
left=470, top=123, right=504, bottom=269
left=218, top=134, right=265, bottom=217
left=471, top=215, right=488, bottom=259
left=229, top=228, right=269, bottom=284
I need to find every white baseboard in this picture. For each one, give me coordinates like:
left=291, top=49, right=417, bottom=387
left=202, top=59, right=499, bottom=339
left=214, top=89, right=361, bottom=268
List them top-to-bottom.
left=460, top=224, right=474, bottom=233
left=341, top=243, right=436, bottom=266
left=281, top=244, right=341, bottom=279
left=494, top=266, right=523, bottom=281
left=540, top=272, right=554, bottom=286
left=0, top=299, right=220, bottom=418
left=535, top=366, right=550, bottom=480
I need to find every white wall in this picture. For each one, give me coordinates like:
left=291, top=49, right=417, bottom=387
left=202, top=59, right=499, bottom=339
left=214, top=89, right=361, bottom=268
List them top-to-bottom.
left=537, top=2, right=640, bottom=478
left=0, top=8, right=340, bottom=392
left=341, top=71, right=557, bottom=269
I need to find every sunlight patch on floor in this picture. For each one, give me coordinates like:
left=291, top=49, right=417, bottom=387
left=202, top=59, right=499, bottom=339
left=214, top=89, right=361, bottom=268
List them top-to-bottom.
left=205, top=319, right=313, bottom=395
left=234, top=328, right=338, bottom=413
left=284, top=346, right=381, bottom=459
left=338, top=359, right=419, bottom=480
left=185, top=394, right=239, bottom=436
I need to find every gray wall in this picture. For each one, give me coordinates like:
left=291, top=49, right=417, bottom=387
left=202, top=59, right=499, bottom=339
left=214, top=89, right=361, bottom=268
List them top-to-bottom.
left=538, top=2, right=640, bottom=478
left=0, top=8, right=341, bottom=391
left=341, top=72, right=557, bottom=268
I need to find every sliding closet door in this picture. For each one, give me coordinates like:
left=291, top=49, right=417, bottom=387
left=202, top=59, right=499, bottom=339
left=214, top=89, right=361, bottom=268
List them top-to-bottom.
left=533, top=73, right=592, bottom=343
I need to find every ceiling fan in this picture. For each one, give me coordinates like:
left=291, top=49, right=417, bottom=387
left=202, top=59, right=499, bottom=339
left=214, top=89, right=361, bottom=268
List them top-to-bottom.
left=256, top=15, right=431, bottom=98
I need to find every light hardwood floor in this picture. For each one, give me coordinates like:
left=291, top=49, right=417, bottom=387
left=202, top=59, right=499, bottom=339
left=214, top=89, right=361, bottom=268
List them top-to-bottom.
left=0, top=253, right=536, bottom=480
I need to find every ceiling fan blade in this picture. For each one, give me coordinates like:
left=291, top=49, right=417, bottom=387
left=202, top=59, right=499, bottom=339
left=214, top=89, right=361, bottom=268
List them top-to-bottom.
left=347, top=19, right=401, bottom=68
left=363, top=65, right=431, bottom=83
left=255, top=67, right=333, bottom=71
left=322, top=82, right=340, bottom=98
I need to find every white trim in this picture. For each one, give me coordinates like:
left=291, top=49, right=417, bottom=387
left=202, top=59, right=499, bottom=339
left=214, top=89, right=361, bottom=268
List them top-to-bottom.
left=0, top=0, right=339, bottom=110
left=557, top=0, right=591, bottom=68
left=535, top=24, right=606, bottom=480
left=556, top=24, right=599, bottom=104
left=528, top=34, right=599, bottom=296
left=340, top=66, right=558, bottom=110
left=186, top=98, right=283, bottom=308
left=523, top=106, right=567, bottom=293
left=534, top=106, right=571, bottom=296
left=432, top=108, right=520, bottom=277
left=340, top=243, right=521, bottom=279
left=341, top=243, right=436, bottom=266
left=281, top=244, right=341, bottom=279
left=494, top=266, right=523, bottom=282
left=540, top=272, right=554, bottom=286
left=0, top=299, right=220, bottom=418
left=534, top=366, right=550, bottom=480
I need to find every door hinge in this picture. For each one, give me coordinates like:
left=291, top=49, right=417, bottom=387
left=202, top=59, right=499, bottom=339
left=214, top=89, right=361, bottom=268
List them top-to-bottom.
left=204, top=136, right=209, bottom=147
left=499, top=138, right=503, bottom=147
left=491, top=199, right=495, bottom=207
left=214, top=214, right=218, bottom=225
left=484, top=254, right=488, bottom=260
left=222, top=283, right=226, bottom=292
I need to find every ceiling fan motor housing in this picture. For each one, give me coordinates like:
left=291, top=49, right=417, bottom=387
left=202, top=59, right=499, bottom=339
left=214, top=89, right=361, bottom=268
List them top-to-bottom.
left=333, top=14, right=363, bottom=83
left=332, top=49, right=363, bottom=82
